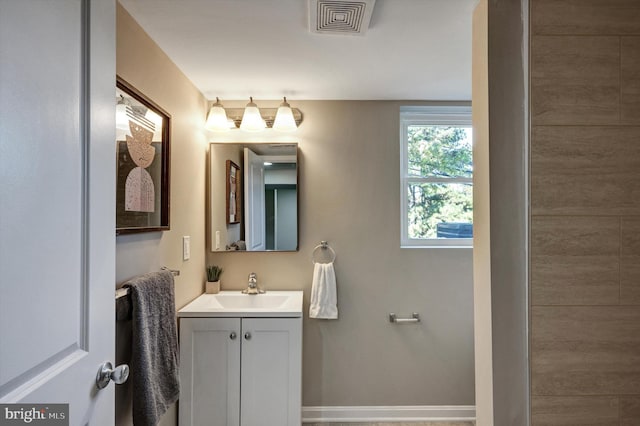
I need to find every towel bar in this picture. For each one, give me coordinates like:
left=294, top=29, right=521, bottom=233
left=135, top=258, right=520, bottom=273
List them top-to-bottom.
left=115, top=267, right=179, bottom=299
left=161, top=267, right=180, bottom=277
left=389, top=312, right=420, bottom=324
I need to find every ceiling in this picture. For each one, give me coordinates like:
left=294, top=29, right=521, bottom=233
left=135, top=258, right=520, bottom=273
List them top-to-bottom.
left=118, top=0, right=476, bottom=101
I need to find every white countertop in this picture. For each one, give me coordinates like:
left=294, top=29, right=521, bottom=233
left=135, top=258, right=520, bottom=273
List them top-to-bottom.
left=178, top=291, right=303, bottom=318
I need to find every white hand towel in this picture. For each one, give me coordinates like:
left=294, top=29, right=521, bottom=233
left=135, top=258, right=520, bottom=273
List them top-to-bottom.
left=309, top=262, right=338, bottom=319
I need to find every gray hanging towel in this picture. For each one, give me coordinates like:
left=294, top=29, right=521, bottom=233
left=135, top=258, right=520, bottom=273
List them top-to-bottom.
left=124, top=270, right=180, bottom=426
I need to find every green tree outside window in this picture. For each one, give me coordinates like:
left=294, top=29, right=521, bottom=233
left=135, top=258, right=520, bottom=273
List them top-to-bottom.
left=406, top=126, right=472, bottom=239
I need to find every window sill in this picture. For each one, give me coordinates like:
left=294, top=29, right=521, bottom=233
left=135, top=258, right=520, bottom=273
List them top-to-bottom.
left=401, top=237, right=473, bottom=249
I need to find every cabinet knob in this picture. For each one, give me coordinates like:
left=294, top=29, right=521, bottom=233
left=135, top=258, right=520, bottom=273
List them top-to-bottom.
left=230, top=332, right=237, bottom=340
left=244, top=332, right=252, bottom=340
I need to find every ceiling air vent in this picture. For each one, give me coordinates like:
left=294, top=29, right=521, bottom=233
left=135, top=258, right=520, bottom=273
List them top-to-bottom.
left=309, top=0, right=376, bottom=36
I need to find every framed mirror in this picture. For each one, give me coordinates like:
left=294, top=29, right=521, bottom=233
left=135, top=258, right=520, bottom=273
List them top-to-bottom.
left=210, top=143, right=298, bottom=252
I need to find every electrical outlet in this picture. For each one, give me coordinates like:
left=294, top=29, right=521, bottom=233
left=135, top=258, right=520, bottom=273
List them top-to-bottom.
left=183, top=236, right=191, bottom=260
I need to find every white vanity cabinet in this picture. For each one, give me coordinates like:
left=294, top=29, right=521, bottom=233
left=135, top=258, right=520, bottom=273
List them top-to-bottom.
left=179, top=316, right=302, bottom=426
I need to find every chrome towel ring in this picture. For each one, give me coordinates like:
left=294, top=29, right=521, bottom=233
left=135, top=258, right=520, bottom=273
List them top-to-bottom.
left=312, top=241, right=336, bottom=264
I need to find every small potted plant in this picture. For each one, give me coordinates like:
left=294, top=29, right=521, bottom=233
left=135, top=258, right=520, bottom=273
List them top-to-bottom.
left=206, top=265, right=223, bottom=294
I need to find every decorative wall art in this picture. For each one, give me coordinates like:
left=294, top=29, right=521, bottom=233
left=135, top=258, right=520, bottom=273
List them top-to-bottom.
left=115, top=76, right=171, bottom=234
left=226, top=160, right=241, bottom=224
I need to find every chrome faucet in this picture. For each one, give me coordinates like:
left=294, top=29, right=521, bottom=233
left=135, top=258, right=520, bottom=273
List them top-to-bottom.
left=242, top=272, right=265, bottom=295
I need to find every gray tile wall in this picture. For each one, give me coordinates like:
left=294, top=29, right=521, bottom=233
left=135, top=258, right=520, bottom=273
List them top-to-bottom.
left=530, top=0, right=640, bottom=424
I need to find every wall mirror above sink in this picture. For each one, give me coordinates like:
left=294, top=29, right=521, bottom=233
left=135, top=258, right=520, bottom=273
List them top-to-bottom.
left=209, top=143, right=298, bottom=252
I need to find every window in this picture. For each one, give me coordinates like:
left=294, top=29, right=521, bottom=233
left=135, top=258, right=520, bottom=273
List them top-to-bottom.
left=400, top=106, right=473, bottom=247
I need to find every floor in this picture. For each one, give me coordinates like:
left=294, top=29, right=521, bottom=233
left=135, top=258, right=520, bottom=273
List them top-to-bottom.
left=303, top=422, right=475, bottom=426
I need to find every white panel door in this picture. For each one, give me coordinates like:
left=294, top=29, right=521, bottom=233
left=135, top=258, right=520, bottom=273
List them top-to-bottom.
left=0, top=0, right=116, bottom=423
left=243, top=148, right=265, bottom=251
left=179, top=318, right=241, bottom=426
left=240, top=318, right=302, bottom=426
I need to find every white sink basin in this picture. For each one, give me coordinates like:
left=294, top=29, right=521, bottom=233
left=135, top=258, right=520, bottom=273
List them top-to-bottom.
left=178, top=291, right=303, bottom=318
left=214, top=293, right=289, bottom=309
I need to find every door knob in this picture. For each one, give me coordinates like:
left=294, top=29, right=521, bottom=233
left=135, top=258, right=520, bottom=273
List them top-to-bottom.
left=230, top=331, right=237, bottom=340
left=244, top=332, right=252, bottom=340
left=96, top=361, right=129, bottom=390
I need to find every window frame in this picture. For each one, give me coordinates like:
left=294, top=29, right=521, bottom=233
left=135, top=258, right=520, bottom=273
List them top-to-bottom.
left=400, top=105, right=473, bottom=248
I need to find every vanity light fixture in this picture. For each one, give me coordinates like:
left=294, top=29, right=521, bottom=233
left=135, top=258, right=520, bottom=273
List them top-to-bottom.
left=205, top=97, right=231, bottom=132
left=206, top=97, right=303, bottom=132
left=240, top=97, right=266, bottom=132
left=272, top=97, right=297, bottom=132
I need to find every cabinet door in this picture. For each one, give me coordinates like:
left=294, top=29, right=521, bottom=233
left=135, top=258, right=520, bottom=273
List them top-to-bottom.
left=179, top=318, right=241, bottom=426
left=241, top=318, right=302, bottom=426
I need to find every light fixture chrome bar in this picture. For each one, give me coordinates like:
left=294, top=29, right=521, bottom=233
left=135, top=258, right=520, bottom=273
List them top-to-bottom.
left=224, top=107, right=303, bottom=128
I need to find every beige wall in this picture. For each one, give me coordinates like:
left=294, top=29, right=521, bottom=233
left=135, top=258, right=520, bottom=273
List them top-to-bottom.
left=484, top=0, right=531, bottom=425
left=530, top=0, right=640, bottom=424
left=470, top=1, right=530, bottom=424
left=115, top=3, right=475, bottom=420
left=115, top=4, right=208, bottom=425
left=206, top=100, right=475, bottom=407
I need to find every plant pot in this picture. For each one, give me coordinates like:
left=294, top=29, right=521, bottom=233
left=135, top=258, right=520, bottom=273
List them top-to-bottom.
left=206, top=280, right=220, bottom=294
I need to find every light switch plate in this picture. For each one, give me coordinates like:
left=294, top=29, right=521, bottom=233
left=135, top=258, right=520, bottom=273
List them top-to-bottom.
left=183, top=236, right=191, bottom=260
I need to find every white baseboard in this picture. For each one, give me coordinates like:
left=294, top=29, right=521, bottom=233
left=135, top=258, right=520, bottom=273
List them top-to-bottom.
left=302, top=405, right=476, bottom=423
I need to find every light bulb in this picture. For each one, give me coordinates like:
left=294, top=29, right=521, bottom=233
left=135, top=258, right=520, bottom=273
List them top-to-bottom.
left=240, top=97, right=266, bottom=132
left=272, top=97, right=297, bottom=131
left=205, top=98, right=230, bottom=132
